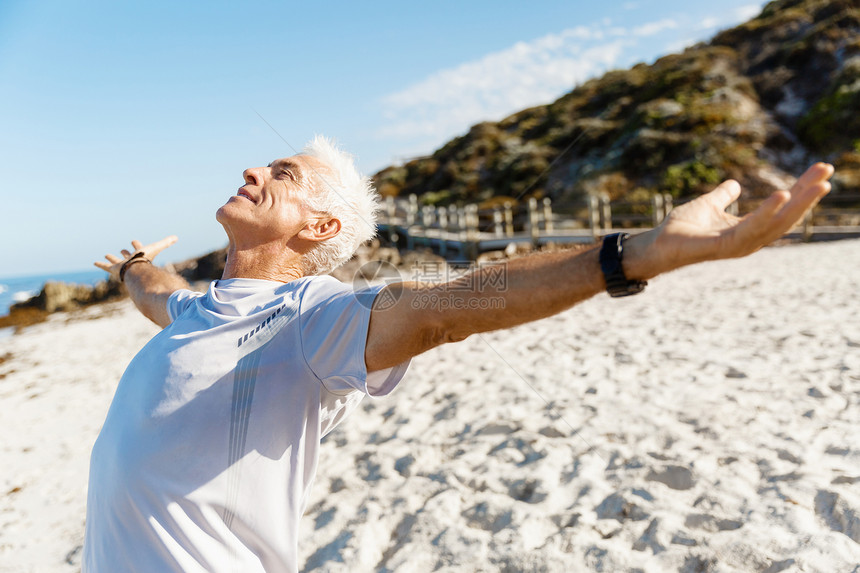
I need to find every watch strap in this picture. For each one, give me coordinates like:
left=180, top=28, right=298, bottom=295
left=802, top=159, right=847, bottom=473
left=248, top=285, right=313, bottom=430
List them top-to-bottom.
left=599, top=233, right=647, bottom=297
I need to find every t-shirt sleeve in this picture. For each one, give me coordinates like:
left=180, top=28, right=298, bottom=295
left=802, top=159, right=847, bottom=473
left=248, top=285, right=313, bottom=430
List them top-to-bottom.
left=299, top=276, right=410, bottom=397
left=166, top=289, right=205, bottom=323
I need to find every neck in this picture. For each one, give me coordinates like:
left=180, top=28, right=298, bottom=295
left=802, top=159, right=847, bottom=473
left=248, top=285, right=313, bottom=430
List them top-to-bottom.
left=221, top=242, right=306, bottom=282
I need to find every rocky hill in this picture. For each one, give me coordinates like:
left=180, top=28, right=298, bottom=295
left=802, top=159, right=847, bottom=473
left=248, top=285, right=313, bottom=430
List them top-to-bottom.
left=373, top=0, right=860, bottom=208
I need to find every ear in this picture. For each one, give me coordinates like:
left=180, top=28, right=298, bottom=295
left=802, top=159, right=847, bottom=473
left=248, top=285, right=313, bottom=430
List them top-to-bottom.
left=297, top=216, right=341, bottom=243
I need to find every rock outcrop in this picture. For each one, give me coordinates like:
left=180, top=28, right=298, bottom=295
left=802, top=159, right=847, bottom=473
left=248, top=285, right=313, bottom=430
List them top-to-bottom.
left=373, top=0, right=860, bottom=207
left=0, top=279, right=124, bottom=330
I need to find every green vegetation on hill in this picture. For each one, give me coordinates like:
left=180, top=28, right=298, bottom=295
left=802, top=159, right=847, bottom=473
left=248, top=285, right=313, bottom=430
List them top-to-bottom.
left=373, top=0, right=860, bottom=208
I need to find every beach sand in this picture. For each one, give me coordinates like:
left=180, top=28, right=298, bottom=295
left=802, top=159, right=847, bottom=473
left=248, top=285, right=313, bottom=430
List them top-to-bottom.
left=1, top=240, right=859, bottom=572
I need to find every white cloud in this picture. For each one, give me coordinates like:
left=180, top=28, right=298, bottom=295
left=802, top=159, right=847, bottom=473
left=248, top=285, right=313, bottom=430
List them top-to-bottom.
left=697, top=3, right=764, bottom=32
left=734, top=4, right=763, bottom=21
left=375, top=5, right=761, bottom=156
left=699, top=16, right=721, bottom=30
left=632, top=18, right=679, bottom=37
left=378, top=26, right=628, bottom=143
left=663, top=37, right=700, bottom=55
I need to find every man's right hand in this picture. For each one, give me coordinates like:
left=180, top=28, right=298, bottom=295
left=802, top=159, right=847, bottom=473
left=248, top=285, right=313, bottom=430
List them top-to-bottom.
left=95, top=236, right=179, bottom=282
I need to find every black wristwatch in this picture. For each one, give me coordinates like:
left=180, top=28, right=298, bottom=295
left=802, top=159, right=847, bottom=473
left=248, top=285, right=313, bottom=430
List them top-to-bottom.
left=599, top=233, right=647, bottom=297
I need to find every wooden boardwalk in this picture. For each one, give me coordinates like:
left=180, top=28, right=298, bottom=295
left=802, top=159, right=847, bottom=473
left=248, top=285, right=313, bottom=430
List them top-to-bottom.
left=376, top=193, right=860, bottom=260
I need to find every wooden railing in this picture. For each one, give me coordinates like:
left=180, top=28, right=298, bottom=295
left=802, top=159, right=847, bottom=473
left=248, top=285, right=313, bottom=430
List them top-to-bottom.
left=376, top=193, right=860, bottom=259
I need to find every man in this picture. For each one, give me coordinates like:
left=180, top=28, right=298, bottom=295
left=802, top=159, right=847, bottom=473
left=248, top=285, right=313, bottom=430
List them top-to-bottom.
left=86, top=135, right=833, bottom=572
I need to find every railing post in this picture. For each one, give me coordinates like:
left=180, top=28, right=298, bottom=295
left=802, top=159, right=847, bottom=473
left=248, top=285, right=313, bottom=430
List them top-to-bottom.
left=600, top=192, right=611, bottom=231
left=407, top=194, right=418, bottom=226
left=651, top=194, right=664, bottom=227
left=663, top=194, right=673, bottom=216
left=588, top=195, right=600, bottom=239
left=385, top=196, right=396, bottom=221
left=528, top=197, right=540, bottom=246
left=542, top=198, right=554, bottom=232
left=727, top=200, right=739, bottom=217
left=503, top=202, right=514, bottom=237
left=464, top=204, right=480, bottom=260
left=421, top=205, right=435, bottom=227
left=469, top=205, right=480, bottom=238
left=437, top=206, right=448, bottom=230
left=439, top=206, right=450, bottom=256
left=493, top=208, right=504, bottom=238
left=803, top=208, right=814, bottom=241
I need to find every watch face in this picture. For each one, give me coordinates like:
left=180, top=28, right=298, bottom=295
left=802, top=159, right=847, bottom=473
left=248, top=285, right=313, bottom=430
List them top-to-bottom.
left=599, top=233, right=625, bottom=279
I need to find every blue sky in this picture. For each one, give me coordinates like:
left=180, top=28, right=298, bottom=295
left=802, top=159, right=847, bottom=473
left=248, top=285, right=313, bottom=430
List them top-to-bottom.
left=0, top=0, right=766, bottom=276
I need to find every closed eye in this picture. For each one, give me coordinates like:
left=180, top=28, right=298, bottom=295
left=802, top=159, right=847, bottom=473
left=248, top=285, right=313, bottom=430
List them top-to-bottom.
left=269, top=159, right=303, bottom=184
left=276, top=169, right=296, bottom=181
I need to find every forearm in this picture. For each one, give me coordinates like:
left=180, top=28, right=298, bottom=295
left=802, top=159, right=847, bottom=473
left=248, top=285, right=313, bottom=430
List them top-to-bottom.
left=426, top=233, right=656, bottom=341
left=444, top=249, right=597, bottom=337
left=123, top=262, right=190, bottom=328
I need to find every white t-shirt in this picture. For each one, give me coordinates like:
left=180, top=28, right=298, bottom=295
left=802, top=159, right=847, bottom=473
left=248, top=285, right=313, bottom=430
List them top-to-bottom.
left=83, top=276, right=409, bottom=572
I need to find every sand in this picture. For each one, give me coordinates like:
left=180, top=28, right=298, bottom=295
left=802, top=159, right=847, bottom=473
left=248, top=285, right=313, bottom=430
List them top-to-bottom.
left=1, top=240, right=859, bottom=572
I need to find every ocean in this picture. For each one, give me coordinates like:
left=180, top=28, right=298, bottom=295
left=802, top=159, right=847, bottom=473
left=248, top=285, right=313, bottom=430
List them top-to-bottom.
left=0, top=269, right=108, bottom=317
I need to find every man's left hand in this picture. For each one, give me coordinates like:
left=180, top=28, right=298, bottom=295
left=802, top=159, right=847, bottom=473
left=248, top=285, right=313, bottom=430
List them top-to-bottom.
left=626, top=162, right=834, bottom=279
left=95, top=235, right=179, bottom=282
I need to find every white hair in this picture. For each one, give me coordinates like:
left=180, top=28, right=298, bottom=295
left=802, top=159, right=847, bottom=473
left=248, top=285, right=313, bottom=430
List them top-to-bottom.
left=300, top=135, right=379, bottom=275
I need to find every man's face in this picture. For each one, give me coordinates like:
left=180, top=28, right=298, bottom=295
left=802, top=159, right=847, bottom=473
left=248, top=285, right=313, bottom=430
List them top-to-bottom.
left=216, top=154, right=330, bottom=246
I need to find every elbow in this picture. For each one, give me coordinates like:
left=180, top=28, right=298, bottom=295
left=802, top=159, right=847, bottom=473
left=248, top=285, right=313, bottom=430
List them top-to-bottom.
left=404, top=286, right=475, bottom=350
left=141, top=307, right=172, bottom=330
left=426, top=319, right=471, bottom=348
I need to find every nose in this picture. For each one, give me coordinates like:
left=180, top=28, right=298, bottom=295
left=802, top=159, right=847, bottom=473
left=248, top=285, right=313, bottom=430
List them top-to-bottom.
left=243, top=167, right=266, bottom=186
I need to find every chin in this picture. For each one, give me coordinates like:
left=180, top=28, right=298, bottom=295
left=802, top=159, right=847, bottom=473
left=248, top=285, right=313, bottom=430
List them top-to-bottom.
left=216, top=200, right=239, bottom=223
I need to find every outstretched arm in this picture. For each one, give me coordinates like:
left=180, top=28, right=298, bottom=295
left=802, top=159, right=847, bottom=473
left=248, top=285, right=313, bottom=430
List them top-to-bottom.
left=365, top=162, right=834, bottom=371
left=95, top=236, right=189, bottom=328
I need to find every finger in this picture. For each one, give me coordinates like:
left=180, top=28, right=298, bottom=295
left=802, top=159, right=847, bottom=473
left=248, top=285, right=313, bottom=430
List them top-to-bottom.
left=791, top=163, right=834, bottom=192
left=704, top=179, right=741, bottom=212
left=777, top=180, right=831, bottom=228
left=746, top=190, right=791, bottom=228
left=727, top=191, right=791, bottom=251
left=146, top=235, right=178, bottom=256
left=158, top=235, right=178, bottom=248
left=131, top=240, right=143, bottom=250
left=120, top=249, right=131, bottom=258
left=105, top=254, right=122, bottom=264
left=94, top=261, right=111, bottom=271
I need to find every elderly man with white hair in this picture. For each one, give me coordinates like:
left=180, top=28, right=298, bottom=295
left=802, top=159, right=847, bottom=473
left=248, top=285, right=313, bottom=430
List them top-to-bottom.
left=86, top=135, right=833, bottom=572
